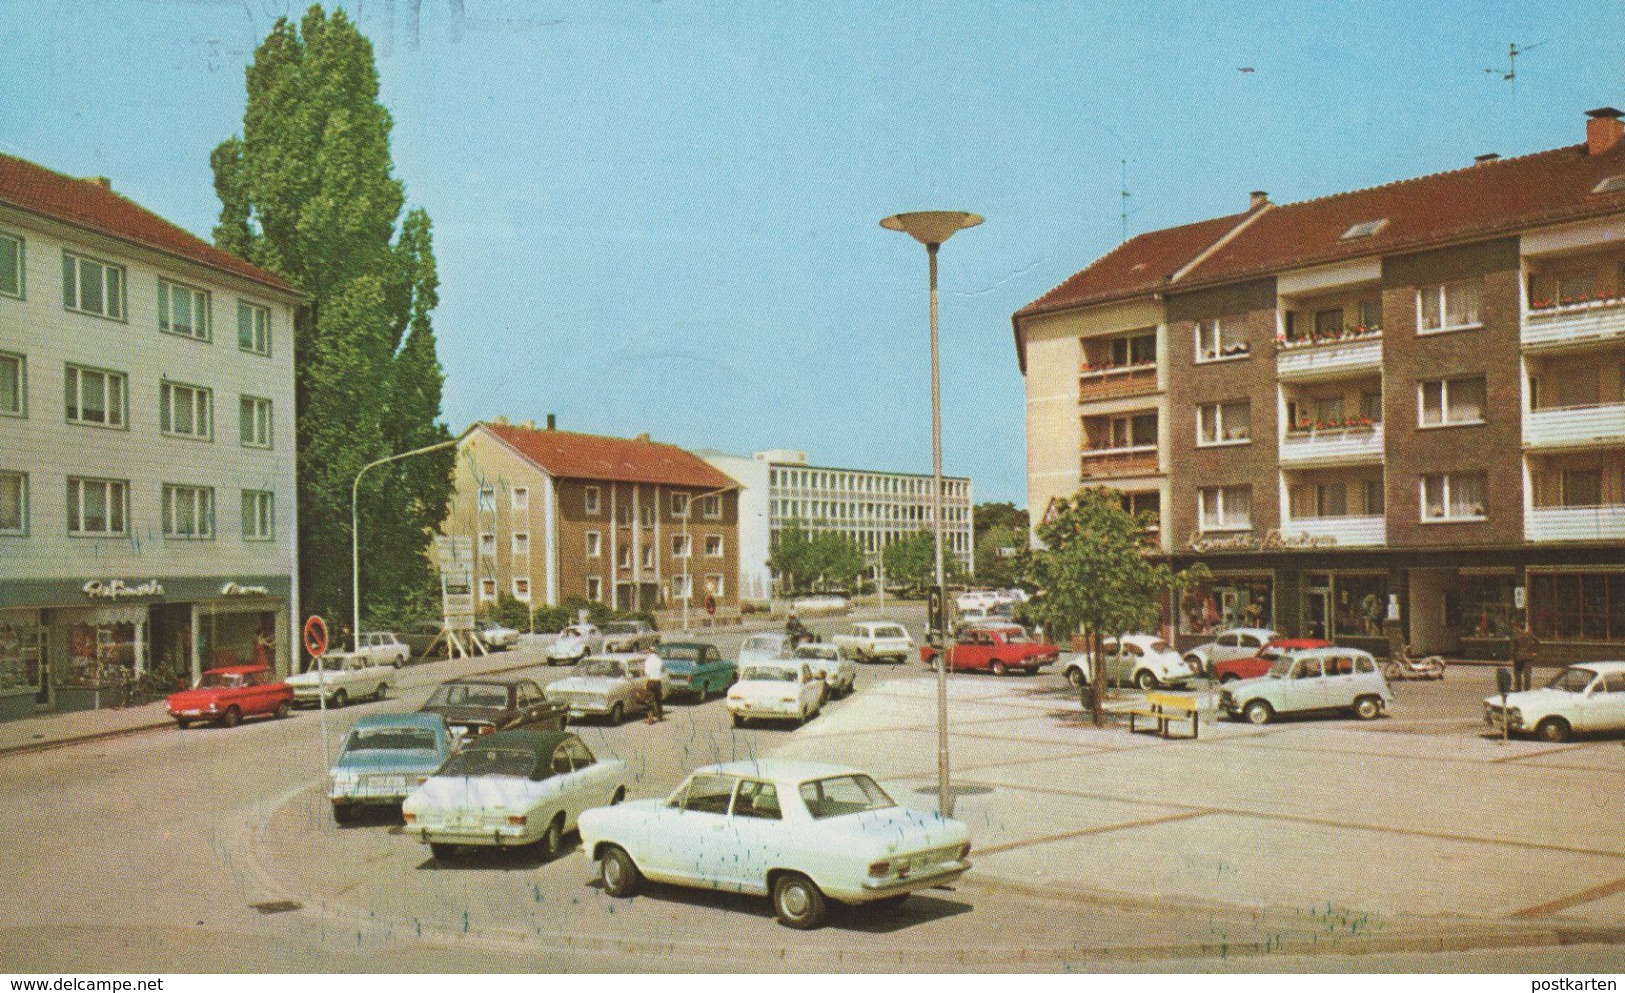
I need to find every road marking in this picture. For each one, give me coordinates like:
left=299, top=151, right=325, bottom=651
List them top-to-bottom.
left=1489, top=742, right=1595, bottom=764
left=974, top=809, right=1212, bottom=856
left=1510, top=875, right=1625, bottom=919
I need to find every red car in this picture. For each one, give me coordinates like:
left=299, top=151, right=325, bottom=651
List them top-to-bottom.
left=921, top=627, right=1060, bottom=675
left=1214, top=638, right=1333, bottom=683
left=167, top=665, right=293, bottom=728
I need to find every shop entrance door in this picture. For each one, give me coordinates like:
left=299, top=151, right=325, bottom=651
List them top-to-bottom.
left=1303, top=587, right=1331, bottom=640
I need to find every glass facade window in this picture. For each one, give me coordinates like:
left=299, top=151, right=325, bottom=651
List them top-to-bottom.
left=1196, top=316, right=1249, bottom=361
left=1421, top=472, right=1487, bottom=521
left=1198, top=486, right=1251, bottom=531
left=1531, top=573, right=1625, bottom=643
left=1332, top=575, right=1389, bottom=637
left=1447, top=575, right=1517, bottom=639
left=1180, top=576, right=1273, bottom=636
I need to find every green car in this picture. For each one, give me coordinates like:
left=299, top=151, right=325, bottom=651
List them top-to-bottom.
left=655, top=642, right=737, bottom=701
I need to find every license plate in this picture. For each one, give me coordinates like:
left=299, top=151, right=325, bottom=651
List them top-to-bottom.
left=367, top=775, right=407, bottom=791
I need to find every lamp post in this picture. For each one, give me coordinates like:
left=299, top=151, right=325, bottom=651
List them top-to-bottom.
left=880, top=209, right=982, bottom=817
left=351, top=437, right=462, bottom=644
left=680, top=486, right=733, bottom=633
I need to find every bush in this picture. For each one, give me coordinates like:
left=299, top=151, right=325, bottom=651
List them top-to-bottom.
left=485, top=594, right=532, bottom=631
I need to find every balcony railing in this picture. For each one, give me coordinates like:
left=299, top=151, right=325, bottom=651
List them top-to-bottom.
left=1523, top=297, right=1625, bottom=351
left=1275, top=329, right=1382, bottom=380
left=1078, top=361, right=1158, bottom=402
left=1524, top=403, right=1625, bottom=450
left=1279, top=422, right=1384, bottom=466
left=1079, top=445, right=1160, bottom=479
left=1527, top=504, right=1625, bottom=542
left=1280, top=515, right=1387, bottom=547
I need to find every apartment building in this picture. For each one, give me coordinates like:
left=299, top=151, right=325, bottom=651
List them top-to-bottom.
left=1014, top=108, right=1625, bottom=663
left=0, top=153, right=302, bottom=718
left=448, top=419, right=740, bottom=614
left=700, top=449, right=974, bottom=599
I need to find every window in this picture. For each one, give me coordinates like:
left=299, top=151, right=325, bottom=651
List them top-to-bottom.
left=1340, top=218, right=1388, bottom=240
left=0, top=231, right=21, bottom=298
left=61, top=252, right=124, bottom=319
left=1555, top=271, right=1598, bottom=304
left=158, top=279, right=210, bottom=340
left=1418, top=280, right=1481, bottom=332
left=237, top=301, right=270, bottom=355
left=1314, top=308, right=1344, bottom=336
left=1196, top=317, right=1249, bottom=361
left=0, top=352, right=22, bottom=417
left=64, top=365, right=126, bottom=428
left=1419, top=376, right=1486, bottom=427
left=160, top=381, right=212, bottom=440
left=1360, top=390, right=1383, bottom=422
left=239, top=395, right=272, bottom=448
left=1197, top=400, right=1250, bottom=446
left=1098, top=412, right=1157, bottom=450
left=1560, top=470, right=1604, bottom=507
left=0, top=471, right=26, bottom=534
left=1421, top=472, right=1487, bottom=521
left=66, top=478, right=127, bottom=536
left=1364, top=479, right=1386, bottom=516
left=1292, top=482, right=1347, bottom=518
left=162, top=484, right=214, bottom=539
left=478, top=485, right=496, bottom=512
left=512, top=486, right=529, bottom=511
left=584, top=486, right=601, bottom=515
left=1198, top=486, right=1251, bottom=531
left=242, top=490, right=274, bottom=540
left=671, top=493, right=690, bottom=517
left=699, top=494, right=721, bottom=519
left=615, top=500, right=633, bottom=526
left=640, top=502, right=656, bottom=527
left=585, top=531, right=602, bottom=558
left=513, top=532, right=530, bottom=557
left=479, top=533, right=496, bottom=558
left=672, top=534, right=691, bottom=558
left=705, top=534, right=724, bottom=557
left=641, top=544, right=655, bottom=570
left=617, top=546, right=631, bottom=569
left=706, top=573, right=725, bottom=598
left=1530, top=573, right=1625, bottom=642
left=672, top=574, right=693, bottom=599
left=586, top=576, right=603, bottom=602
left=480, top=578, right=497, bottom=600
left=513, top=578, right=531, bottom=601
left=733, top=780, right=781, bottom=820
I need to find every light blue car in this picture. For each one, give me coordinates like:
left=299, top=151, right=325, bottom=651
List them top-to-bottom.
left=328, top=712, right=455, bottom=825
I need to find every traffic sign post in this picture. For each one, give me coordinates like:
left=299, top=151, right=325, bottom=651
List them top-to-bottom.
left=305, top=615, right=333, bottom=766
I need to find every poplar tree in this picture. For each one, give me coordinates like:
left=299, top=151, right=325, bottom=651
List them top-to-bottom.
left=212, top=5, right=453, bottom=635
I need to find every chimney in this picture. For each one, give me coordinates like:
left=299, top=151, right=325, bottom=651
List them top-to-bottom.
left=1586, top=107, right=1624, bottom=156
left=1474, top=153, right=1500, bottom=165
left=85, top=176, right=111, bottom=190
left=1249, top=190, right=1269, bottom=211
left=546, top=413, right=556, bottom=431
left=492, top=415, right=509, bottom=426
left=518, top=419, right=534, bottom=430
left=635, top=433, right=651, bottom=444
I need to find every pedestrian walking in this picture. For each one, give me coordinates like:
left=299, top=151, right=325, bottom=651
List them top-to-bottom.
left=1510, top=614, right=1540, bottom=692
left=642, top=650, right=665, bottom=723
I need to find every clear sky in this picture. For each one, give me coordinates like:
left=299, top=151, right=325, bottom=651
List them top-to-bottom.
left=5, top=0, right=1622, bottom=505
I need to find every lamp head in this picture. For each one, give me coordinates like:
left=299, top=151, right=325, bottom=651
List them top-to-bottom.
left=880, top=211, right=984, bottom=247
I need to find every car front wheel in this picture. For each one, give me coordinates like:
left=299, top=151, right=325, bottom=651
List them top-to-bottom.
left=990, top=661, right=1008, bottom=676
left=1065, top=667, right=1085, bottom=689
left=1135, top=670, right=1158, bottom=691
left=332, top=689, right=348, bottom=709
left=1353, top=696, right=1382, bottom=721
left=273, top=700, right=291, bottom=720
left=1244, top=700, right=1273, bottom=725
left=608, top=702, right=624, bottom=726
left=221, top=706, right=241, bottom=728
left=1536, top=717, right=1571, bottom=743
left=332, top=803, right=357, bottom=825
left=539, top=817, right=564, bottom=861
left=429, top=842, right=458, bottom=862
left=600, top=845, right=641, bottom=897
left=772, top=872, right=828, bottom=929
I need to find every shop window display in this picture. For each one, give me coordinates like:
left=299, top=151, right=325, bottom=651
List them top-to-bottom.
left=1530, top=573, right=1625, bottom=643
left=1332, top=575, right=1390, bottom=637
left=1447, top=575, right=1519, bottom=639
left=1180, top=577, right=1273, bottom=636
left=0, top=618, right=43, bottom=696
left=64, top=622, right=136, bottom=690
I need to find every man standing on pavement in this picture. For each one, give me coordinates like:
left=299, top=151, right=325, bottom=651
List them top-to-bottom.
left=1510, top=612, right=1540, bottom=692
left=642, top=650, right=665, bottom=723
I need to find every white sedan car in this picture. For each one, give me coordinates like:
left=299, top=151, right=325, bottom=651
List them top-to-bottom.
left=546, top=624, right=603, bottom=665
left=1181, top=627, right=1279, bottom=675
left=739, top=632, right=793, bottom=663
left=792, top=643, right=857, bottom=699
left=727, top=661, right=824, bottom=727
left=1484, top=661, right=1625, bottom=742
left=402, top=729, right=627, bottom=861
left=578, top=760, right=971, bottom=928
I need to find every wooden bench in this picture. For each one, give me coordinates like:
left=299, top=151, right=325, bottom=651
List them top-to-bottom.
left=1126, top=690, right=1199, bottom=739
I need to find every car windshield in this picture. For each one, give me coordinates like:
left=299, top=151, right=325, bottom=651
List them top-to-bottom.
left=871, top=625, right=907, bottom=638
left=742, top=637, right=784, bottom=656
left=657, top=645, right=701, bottom=662
left=311, top=655, right=351, bottom=671
left=578, top=660, right=630, bottom=678
left=741, top=666, right=797, bottom=682
left=1546, top=667, right=1598, bottom=693
left=197, top=672, right=244, bottom=688
left=424, top=684, right=509, bottom=709
left=346, top=727, right=438, bottom=751
left=439, top=747, right=535, bottom=778
left=798, top=774, right=896, bottom=819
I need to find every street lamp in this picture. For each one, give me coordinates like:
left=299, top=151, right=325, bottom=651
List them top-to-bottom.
left=880, top=209, right=982, bottom=817
left=351, top=436, right=462, bottom=644
left=680, top=485, right=734, bottom=633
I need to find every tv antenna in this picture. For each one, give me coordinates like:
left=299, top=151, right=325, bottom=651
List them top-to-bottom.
left=1486, top=41, right=1547, bottom=86
left=1119, top=159, right=1141, bottom=243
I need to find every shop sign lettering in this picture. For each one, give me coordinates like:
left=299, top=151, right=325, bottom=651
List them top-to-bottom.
left=1186, top=529, right=1338, bottom=554
left=82, top=579, right=165, bottom=599
left=220, top=582, right=270, bottom=597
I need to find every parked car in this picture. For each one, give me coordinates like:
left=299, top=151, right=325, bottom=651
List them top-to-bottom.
left=956, top=590, right=998, bottom=612
left=791, top=594, right=852, bottom=617
left=474, top=620, right=520, bottom=650
left=601, top=620, right=660, bottom=654
left=399, top=621, right=449, bottom=660
left=832, top=621, right=915, bottom=664
left=547, top=624, right=603, bottom=665
left=921, top=627, right=1059, bottom=676
left=1182, top=627, right=1280, bottom=676
left=353, top=631, right=410, bottom=667
left=739, top=632, right=793, bottom=663
left=1100, top=635, right=1198, bottom=689
left=1214, top=638, right=1333, bottom=683
left=655, top=641, right=737, bottom=701
left=792, top=643, right=857, bottom=699
left=1219, top=646, right=1393, bottom=725
left=286, top=651, right=395, bottom=708
left=544, top=655, right=650, bottom=724
left=727, top=660, right=825, bottom=727
left=1483, top=661, right=1625, bottom=742
left=167, top=665, right=292, bottom=729
left=418, top=677, right=568, bottom=743
left=327, top=713, right=455, bottom=824
left=403, top=729, right=628, bottom=861
left=579, top=760, right=972, bottom=929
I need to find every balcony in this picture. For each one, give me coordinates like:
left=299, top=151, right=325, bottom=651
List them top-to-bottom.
left=1522, top=297, right=1625, bottom=352
left=1275, top=329, right=1383, bottom=380
left=1078, top=361, right=1158, bottom=403
left=1524, top=403, right=1625, bottom=451
left=1279, top=422, right=1384, bottom=467
left=1079, top=445, right=1160, bottom=480
left=1527, top=504, right=1625, bottom=543
left=1279, top=515, right=1387, bottom=547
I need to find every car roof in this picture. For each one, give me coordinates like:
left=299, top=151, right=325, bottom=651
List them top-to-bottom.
left=1221, top=627, right=1278, bottom=638
left=1264, top=638, right=1333, bottom=649
left=657, top=641, right=712, bottom=651
left=1296, top=646, right=1375, bottom=658
left=581, top=653, right=644, bottom=663
left=1567, top=661, right=1625, bottom=673
left=202, top=665, right=269, bottom=676
left=436, top=677, right=527, bottom=688
left=351, top=712, right=446, bottom=732
left=473, top=728, right=575, bottom=757
left=697, top=759, right=861, bottom=783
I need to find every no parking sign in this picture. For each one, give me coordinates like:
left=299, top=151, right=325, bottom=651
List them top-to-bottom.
left=303, top=615, right=328, bottom=659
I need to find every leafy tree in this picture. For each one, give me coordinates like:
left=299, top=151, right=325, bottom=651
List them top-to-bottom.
left=212, top=6, right=452, bottom=630
left=1023, top=487, right=1207, bottom=725
left=972, top=501, right=1028, bottom=542
left=769, top=521, right=865, bottom=594
left=974, top=523, right=1027, bottom=588
left=882, top=531, right=966, bottom=593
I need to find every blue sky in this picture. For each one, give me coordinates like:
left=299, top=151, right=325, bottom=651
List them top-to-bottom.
left=5, top=1, right=1622, bottom=505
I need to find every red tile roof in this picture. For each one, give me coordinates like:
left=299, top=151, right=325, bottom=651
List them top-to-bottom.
left=0, top=152, right=295, bottom=294
left=481, top=423, right=739, bottom=490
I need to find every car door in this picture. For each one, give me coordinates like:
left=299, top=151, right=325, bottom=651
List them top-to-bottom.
left=1214, top=632, right=1243, bottom=663
left=1320, top=653, right=1358, bottom=708
left=1282, top=656, right=1327, bottom=712
left=799, top=664, right=822, bottom=714
left=653, top=773, right=736, bottom=884
left=713, top=777, right=785, bottom=894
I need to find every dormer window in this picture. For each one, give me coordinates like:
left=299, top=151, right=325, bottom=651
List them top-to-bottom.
left=1591, top=174, right=1625, bottom=195
left=1340, top=219, right=1388, bottom=240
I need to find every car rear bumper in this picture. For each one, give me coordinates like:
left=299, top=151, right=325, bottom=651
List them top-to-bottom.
left=416, top=825, right=537, bottom=847
left=838, top=860, right=971, bottom=902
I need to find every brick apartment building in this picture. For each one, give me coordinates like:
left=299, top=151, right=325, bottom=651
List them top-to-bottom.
left=1014, top=108, right=1625, bottom=663
left=447, top=419, right=740, bottom=615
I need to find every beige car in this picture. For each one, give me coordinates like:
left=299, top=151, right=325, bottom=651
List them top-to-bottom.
left=543, top=654, right=651, bottom=725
